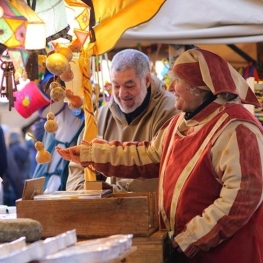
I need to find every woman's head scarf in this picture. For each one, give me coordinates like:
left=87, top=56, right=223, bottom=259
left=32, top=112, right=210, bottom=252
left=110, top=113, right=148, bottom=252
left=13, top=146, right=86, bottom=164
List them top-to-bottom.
left=172, top=48, right=260, bottom=107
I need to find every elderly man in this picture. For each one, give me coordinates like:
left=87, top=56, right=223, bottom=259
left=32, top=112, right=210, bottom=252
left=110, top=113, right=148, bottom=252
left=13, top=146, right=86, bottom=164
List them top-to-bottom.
left=57, top=48, right=263, bottom=263
left=66, top=48, right=178, bottom=192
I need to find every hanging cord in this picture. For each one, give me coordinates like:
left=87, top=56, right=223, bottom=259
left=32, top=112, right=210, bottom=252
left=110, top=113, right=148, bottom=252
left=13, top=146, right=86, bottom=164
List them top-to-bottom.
left=99, top=55, right=106, bottom=103
left=91, top=56, right=100, bottom=119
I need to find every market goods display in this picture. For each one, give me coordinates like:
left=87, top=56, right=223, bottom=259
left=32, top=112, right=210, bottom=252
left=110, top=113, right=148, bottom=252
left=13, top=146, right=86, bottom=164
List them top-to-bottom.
left=45, top=47, right=82, bottom=111
left=57, top=47, right=73, bottom=62
left=45, top=52, right=69, bottom=76
left=59, top=65, right=74, bottom=82
left=49, top=83, right=65, bottom=102
left=65, top=89, right=83, bottom=109
left=44, top=112, right=58, bottom=133
left=28, top=134, right=51, bottom=164
left=35, top=141, right=52, bottom=164
left=0, top=218, right=42, bottom=242
left=0, top=230, right=134, bottom=263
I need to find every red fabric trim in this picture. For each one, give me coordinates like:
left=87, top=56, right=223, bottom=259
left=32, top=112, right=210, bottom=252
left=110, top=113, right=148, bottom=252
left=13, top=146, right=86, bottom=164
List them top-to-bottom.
left=173, top=62, right=206, bottom=87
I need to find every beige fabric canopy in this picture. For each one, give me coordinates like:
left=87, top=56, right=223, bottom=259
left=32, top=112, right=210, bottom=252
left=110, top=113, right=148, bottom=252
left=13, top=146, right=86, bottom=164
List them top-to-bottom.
left=116, top=0, right=263, bottom=46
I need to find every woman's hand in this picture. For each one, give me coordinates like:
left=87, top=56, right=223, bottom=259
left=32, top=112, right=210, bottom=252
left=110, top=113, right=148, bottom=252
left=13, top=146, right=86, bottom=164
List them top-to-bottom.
left=56, top=145, right=81, bottom=163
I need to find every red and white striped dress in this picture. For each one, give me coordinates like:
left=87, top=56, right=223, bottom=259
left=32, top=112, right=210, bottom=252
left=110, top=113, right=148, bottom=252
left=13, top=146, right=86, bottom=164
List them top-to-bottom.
left=80, top=98, right=263, bottom=262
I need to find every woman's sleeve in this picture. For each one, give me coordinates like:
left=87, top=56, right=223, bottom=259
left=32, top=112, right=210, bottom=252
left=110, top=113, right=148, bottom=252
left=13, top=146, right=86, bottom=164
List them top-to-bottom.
left=80, top=123, right=168, bottom=179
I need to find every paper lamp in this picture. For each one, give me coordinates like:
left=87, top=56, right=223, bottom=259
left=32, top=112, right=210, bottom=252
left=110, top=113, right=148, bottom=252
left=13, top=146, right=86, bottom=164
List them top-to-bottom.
left=0, top=0, right=27, bottom=49
left=9, top=0, right=46, bottom=50
left=33, top=0, right=71, bottom=44
left=64, top=0, right=91, bottom=48
left=24, top=23, right=46, bottom=50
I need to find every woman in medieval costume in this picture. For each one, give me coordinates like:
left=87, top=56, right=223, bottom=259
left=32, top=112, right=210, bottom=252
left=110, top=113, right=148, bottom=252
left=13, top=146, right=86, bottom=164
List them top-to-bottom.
left=56, top=48, right=263, bottom=263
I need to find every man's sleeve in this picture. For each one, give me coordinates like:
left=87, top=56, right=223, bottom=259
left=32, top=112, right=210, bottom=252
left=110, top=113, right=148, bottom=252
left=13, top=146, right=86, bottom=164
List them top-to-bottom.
left=65, top=128, right=85, bottom=190
left=66, top=161, right=85, bottom=190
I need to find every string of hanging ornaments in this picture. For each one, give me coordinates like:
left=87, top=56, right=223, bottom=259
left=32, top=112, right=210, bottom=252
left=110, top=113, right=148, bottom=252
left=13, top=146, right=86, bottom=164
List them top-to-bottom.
left=25, top=46, right=84, bottom=165
left=44, top=46, right=83, bottom=129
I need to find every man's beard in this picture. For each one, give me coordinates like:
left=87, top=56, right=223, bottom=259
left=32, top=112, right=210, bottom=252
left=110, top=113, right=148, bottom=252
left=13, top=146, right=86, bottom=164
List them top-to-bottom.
left=113, top=87, right=147, bottom=113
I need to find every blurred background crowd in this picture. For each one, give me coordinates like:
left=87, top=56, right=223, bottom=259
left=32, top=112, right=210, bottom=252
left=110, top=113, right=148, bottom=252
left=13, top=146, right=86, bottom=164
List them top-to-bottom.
left=0, top=119, right=45, bottom=206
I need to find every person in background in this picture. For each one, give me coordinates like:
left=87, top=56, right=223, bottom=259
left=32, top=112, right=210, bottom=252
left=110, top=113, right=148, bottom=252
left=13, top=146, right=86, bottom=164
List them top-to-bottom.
left=57, top=48, right=263, bottom=263
left=66, top=48, right=179, bottom=192
left=32, top=103, right=84, bottom=192
left=0, top=125, right=7, bottom=204
left=0, top=125, right=7, bottom=178
left=3, top=131, right=30, bottom=205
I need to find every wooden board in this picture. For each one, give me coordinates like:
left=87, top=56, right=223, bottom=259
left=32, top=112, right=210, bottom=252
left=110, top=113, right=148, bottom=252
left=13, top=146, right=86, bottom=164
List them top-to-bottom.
left=22, top=177, right=45, bottom=200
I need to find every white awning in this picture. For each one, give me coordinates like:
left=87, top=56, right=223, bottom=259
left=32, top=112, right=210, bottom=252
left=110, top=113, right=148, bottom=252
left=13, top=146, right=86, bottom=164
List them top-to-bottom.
left=116, top=0, right=263, bottom=46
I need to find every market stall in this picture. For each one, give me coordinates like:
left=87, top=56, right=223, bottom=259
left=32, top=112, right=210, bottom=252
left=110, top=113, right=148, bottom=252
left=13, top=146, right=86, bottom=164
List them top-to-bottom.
left=1, top=0, right=263, bottom=262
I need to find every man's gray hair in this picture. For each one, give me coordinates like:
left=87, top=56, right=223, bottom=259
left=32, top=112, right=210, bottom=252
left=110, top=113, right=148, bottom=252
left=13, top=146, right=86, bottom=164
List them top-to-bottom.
left=111, top=49, right=150, bottom=79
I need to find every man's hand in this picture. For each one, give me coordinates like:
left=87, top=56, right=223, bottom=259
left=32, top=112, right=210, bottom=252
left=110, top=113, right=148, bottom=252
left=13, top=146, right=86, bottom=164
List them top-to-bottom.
left=56, top=145, right=81, bottom=163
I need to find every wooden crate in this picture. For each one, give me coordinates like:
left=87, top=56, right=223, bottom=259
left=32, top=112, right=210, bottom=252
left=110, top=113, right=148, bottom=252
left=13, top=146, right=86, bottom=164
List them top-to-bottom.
left=16, top=192, right=158, bottom=239
left=126, top=231, right=169, bottom=263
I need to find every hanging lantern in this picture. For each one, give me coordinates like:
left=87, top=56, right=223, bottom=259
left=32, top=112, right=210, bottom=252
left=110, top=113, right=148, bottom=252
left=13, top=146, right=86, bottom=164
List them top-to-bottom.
left=0, top=0, right=28, bottom=49
left=7, top=0, right=47, bottom=81
left=9, top=0, right=46, bottom=50
left=33, top=0, right=72, bottom=44
left=63, top=0, right=91, bottom=50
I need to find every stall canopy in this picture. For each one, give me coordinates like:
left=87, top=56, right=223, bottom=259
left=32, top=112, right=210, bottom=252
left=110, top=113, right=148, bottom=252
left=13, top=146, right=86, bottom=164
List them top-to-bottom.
left=115, top=0, right=263, bottom=47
